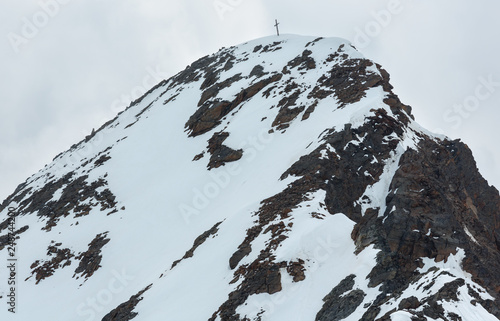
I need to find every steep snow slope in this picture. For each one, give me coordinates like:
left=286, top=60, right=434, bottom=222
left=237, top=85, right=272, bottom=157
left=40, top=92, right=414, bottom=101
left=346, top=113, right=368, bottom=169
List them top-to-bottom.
left=0, top=35, right=499, bottom=321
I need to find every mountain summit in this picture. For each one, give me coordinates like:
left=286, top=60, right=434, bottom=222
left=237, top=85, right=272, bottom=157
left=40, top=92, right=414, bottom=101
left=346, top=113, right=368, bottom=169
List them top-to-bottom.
left=1, top=35, right=499, bottom=321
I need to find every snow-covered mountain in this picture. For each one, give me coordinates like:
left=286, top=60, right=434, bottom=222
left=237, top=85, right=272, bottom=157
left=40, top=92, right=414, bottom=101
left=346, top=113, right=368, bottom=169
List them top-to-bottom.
left=1, top=35, right=499, bottom=321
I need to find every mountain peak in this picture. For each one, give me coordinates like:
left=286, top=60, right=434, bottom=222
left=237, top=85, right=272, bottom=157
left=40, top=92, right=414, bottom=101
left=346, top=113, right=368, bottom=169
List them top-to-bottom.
left=1, top=35, right=499, bottom=321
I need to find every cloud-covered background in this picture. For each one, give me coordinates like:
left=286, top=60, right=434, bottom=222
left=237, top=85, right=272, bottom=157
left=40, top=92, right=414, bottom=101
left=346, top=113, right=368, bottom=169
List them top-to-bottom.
left=1, top=0, right=499, bottom=200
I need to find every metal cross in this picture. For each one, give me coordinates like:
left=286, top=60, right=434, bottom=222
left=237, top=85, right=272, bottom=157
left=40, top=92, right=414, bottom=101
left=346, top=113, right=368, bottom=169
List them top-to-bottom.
left=274, top=19, right=280, bottom=36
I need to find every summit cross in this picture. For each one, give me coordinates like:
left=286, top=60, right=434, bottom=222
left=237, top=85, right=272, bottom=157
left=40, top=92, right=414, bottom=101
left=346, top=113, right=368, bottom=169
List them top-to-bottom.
left=274, top=19, right=280, bottom=36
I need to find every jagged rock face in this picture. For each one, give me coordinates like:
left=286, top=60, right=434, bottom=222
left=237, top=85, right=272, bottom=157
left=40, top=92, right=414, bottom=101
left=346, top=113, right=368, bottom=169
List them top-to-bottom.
left=0, top=35, right=498, bottom=321
left=353, top=138, right=500, bottom=320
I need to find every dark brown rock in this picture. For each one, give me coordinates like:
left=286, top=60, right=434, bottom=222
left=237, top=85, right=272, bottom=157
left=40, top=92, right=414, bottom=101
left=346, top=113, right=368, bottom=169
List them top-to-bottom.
left=282, top=49, right=316, bottom=74
left=250, top=65, right=266, bottom=78
left=198, top=73, right=243, bottom=107
left=186, top=74, right=282, bottom=137
left=272, top=84, right=306, bottom=130
left=216, top=103, right=415, bottom=320
left=207, top=132, right=243, bottom=170
left=352, top=135, right=500, bottom=319
left=192, top=152, right=205, bottom=161
left=1, top=173, right=120, bottom=231
left=171, top=222, right=222, bottom=269
left=0, top=225, right=28, bottom=251
left=74, top=232, right=110, bottom=280
left=26, top=242, right=74, bottom=284
left=286, top=260, right=306, bottom=282
left=210, top=261, right=284, bottom=321
left=316, top=275, right=365, bottom=321
left=101, top=285, right=152, bottom=321
left=399, top=296, right=421, bottom=310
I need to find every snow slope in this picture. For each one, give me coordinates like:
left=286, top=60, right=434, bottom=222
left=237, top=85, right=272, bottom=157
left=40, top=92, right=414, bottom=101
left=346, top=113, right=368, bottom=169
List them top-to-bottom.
left=0, top=35, right=498, bottom=321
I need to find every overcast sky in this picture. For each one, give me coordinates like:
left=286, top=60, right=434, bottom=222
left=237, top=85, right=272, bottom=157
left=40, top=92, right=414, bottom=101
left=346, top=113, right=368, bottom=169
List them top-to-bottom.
left=1, top=0, right=499, bottom=200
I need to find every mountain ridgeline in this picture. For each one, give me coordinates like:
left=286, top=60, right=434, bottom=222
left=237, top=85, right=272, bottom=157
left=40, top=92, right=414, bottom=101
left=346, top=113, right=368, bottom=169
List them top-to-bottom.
left=1, top=35, right=499, bottom=321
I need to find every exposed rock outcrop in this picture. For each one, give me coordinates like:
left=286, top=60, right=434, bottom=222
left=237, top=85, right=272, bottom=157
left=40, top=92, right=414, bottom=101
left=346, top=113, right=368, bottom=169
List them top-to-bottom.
left=207, top=132, right=243, bottom=170
left=101, top=285, right=152, bottom=321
